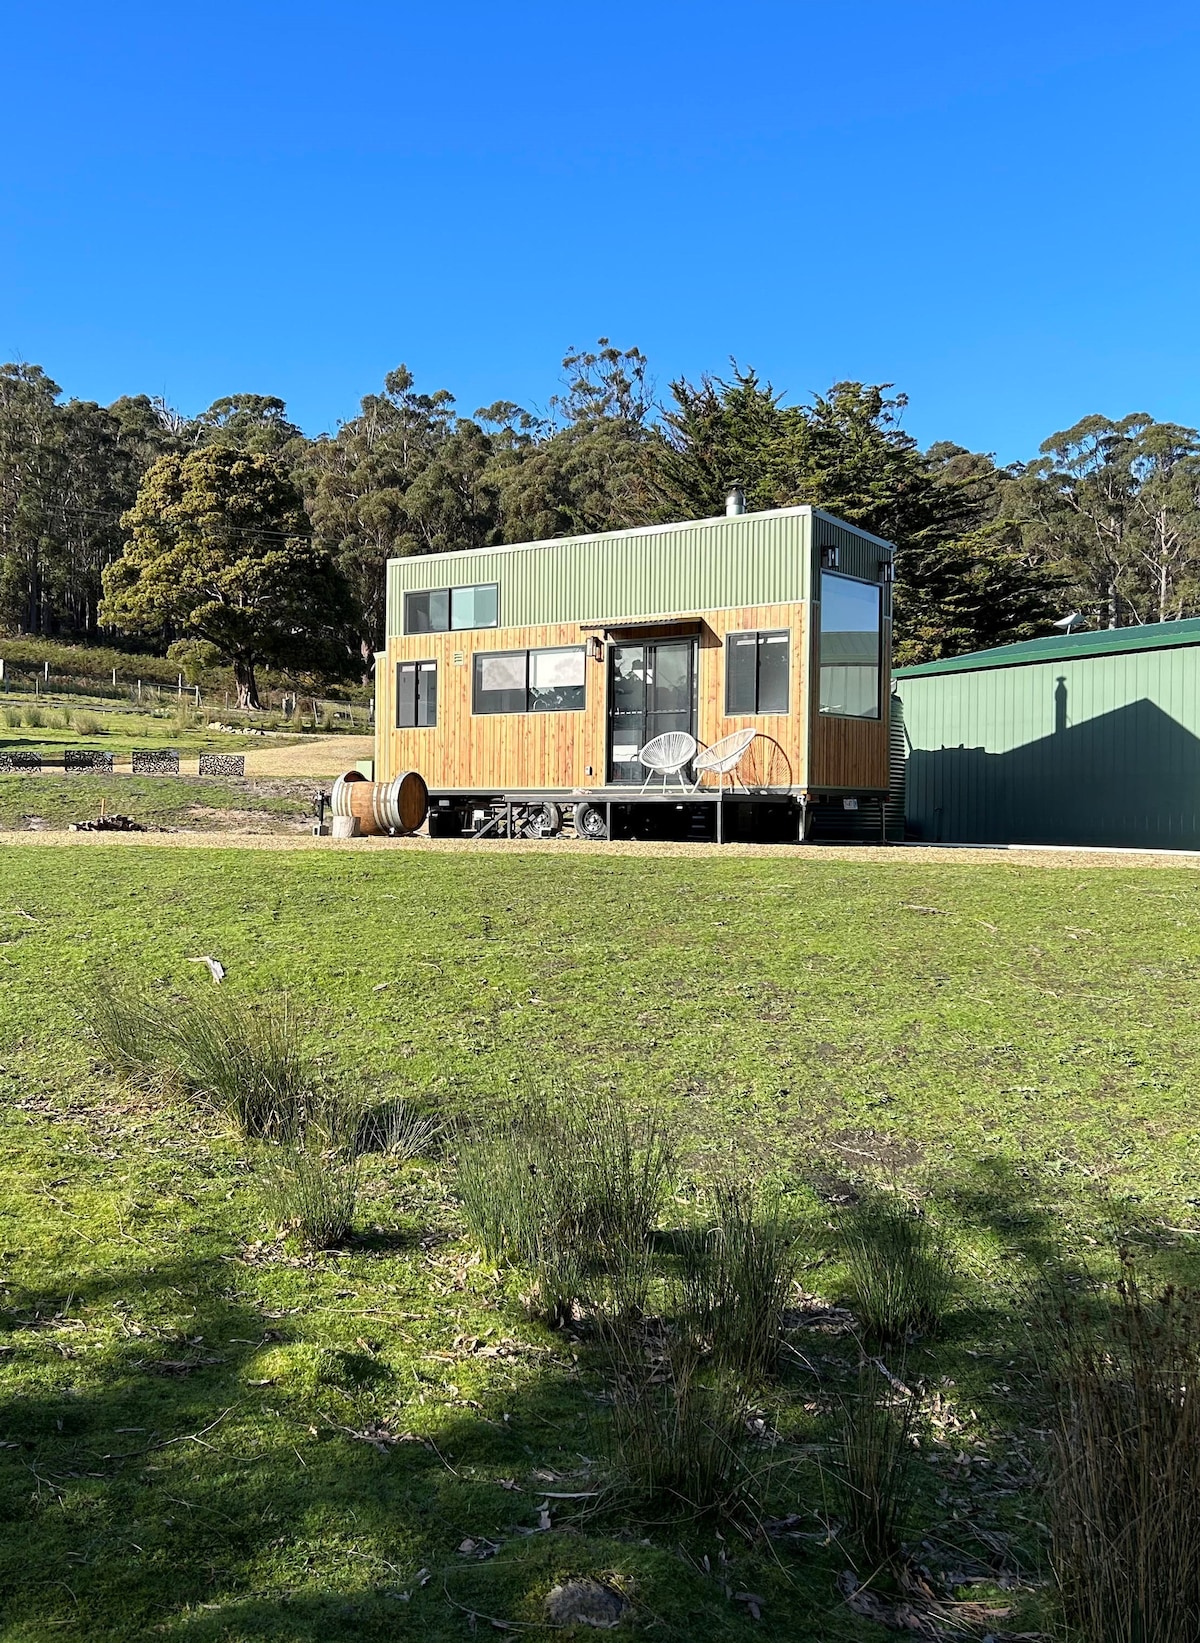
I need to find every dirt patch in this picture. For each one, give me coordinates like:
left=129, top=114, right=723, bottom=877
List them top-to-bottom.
left=240, top=736, right=373, bottom=779
left=185, top=807, right=310, bottom=833
left=4, top=832, right=1200, bottom=867
left=828, top=1129, right=927, bottom=1173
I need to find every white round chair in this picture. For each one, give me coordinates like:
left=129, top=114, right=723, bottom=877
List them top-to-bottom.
left=691, top=726, right=758, bottom=792
left=637, top=731, right=699, bottom=793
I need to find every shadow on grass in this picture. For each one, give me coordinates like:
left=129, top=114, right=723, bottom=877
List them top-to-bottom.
left=10, top=1153, right=1194, bottom=1641
left=0, top=1244, right=862, bottom=1643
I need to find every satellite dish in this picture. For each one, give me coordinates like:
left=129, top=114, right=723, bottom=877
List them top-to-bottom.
left=1052, top=611, right=1086, bottom=633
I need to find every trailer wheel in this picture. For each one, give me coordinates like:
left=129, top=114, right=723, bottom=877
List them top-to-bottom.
left=517, top=801, right=563, bottom=838
left=574, top=801, right=609, bottom=841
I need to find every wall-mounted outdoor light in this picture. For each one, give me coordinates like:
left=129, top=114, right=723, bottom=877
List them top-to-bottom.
left=820, top=545, right=840, bottom=570
left=586, top=635, right=604, bottom=662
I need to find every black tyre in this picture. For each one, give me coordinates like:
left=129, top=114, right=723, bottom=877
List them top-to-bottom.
left=518, top=801, right=563, bottom=838
left=574, top=801, right=609, bottom=841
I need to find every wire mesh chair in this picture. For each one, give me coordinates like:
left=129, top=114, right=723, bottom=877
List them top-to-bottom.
left=691, top=727, right=758, bottom=794
left=638, top=731, right=699, bottom=793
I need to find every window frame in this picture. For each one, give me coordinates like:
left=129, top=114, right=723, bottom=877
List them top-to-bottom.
left=817, top=571, right=882, bottom=721
left=404, top=582, right=499, bottom=636
left=723, top=629, right=791, bottom=716
left=472, top=646, right=588, bottom=716
left=396, top=658, right=438, bottom=728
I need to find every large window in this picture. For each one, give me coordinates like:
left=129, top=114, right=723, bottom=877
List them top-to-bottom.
left=819, top=573, right=881, bottom=719
left=405, top=583, right=498, bottom=634
left=725, top=631, right=790, bottom=714
left=473, top=647, right=586, bottom=715
left=397, top=660, right=437, bottom=727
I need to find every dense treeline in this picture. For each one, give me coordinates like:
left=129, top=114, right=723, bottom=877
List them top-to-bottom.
left=3, top=346, right=1199, bottom=677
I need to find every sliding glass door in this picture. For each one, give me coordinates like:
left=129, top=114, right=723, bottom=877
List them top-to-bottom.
left=607, top=639, right=696, bottom=784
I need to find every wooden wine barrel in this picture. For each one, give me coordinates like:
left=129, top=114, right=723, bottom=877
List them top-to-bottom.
left=330, top=770, right=368, bottom=819
left=331, top=770, right=429, bottom=836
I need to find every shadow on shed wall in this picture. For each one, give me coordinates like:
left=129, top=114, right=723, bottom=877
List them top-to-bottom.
left=904, top=695, right=1200, bottom=848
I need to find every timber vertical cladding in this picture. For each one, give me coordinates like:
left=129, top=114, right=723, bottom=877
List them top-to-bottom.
left=377, top=506, right=895, bottom=795
left=380, top=605, right=808, bottom=792
left=896, top=626, right=1200, bottom=847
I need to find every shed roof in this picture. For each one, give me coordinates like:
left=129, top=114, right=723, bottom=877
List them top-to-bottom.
left=894, top=618, right=1200, bottom=679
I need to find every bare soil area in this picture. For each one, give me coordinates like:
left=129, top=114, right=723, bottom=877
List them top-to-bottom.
left=240, top=735, right=373, bottom=778
left=3, top=830, right=1198, bottom=867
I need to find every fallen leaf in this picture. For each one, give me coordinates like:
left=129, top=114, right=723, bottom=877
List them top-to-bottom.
left=734, top=1592, right=765, bottom=1621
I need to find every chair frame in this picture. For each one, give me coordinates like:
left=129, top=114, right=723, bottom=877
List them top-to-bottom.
left=690, top=727, right=758, bottom=794
left=637, top=730, right=699, bottom=794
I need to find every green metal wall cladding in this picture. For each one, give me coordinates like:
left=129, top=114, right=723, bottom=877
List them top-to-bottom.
left=385, top=507, right=894, bottom=638
left=896, top=628, right=1200, bottom=848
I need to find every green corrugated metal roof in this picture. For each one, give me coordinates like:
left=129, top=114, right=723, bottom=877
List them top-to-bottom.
left=894, top=618, right=1200, bottom=678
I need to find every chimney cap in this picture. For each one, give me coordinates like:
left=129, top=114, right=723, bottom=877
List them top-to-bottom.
left=725, top=483, right=746, bottom=517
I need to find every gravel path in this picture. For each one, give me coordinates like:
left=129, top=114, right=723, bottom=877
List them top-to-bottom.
left=2, top=831, right=1198, bottom=868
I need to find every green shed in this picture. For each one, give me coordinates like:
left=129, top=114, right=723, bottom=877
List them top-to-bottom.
left=894, top=620, right=1200, bottom=849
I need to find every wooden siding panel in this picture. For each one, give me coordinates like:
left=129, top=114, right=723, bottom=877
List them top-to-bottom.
left=378, top=605, right=812, bottom=793
left=809, top=713, right=890, bottom=791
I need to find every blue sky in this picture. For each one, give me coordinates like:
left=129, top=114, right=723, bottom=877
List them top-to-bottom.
left=3, top=1, right=1198, bottom=464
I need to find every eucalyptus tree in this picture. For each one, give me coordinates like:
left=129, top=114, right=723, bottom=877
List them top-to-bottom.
left=486, top=340, right=669, bottom=541
left=0, top=363, right=64, bottom=634
left=297, top=365, right=463, bottom=656
left=189, top=393, right=303, bottom=454
left=1127, top=421, right=1200, bottom=620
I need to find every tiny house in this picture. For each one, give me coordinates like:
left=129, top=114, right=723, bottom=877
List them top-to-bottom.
left=374, top=499, right=895, bottom=840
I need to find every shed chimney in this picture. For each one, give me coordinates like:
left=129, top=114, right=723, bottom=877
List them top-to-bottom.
left=725, top=484, right=745, bottom=517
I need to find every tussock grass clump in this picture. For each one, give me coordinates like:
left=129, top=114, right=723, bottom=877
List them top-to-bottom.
left=22, top=705, right=45, bottom=728
left=72, top=709, right=104, bottom=735
left=86, top=972, right=171, bottom=1079
left=83, top=974, right=327, bottom=1144
left=163, top=995, right=314, bottom=1141
left=457, top=1094, right=674, bottom=1326
left=354, top=1095, right=442, bottom=1159
left=261, top=1142, right=362, bottom=1250
left=679, top=1181, right=799, bottom=1382
left=840, top=1191, right=954, bottom=1344
left=1046, top=1272, right=1200, bottom=1643
left=604, top=1342, right=758, bottom=1523
left=828, top=1363, right=918, bottom=1570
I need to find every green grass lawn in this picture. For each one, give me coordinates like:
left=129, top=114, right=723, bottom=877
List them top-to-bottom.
left=2, top=846, right=1199, bottom=1639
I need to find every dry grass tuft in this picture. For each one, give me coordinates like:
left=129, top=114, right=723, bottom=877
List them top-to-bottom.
left=1046, top=1269, right=1200, bottom=1643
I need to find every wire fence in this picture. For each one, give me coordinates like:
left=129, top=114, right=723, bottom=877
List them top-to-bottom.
left=0, top=664, right=374, bottom=728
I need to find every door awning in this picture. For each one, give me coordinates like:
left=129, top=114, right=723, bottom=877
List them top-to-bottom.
left=579, top=615, right=706, bottom=639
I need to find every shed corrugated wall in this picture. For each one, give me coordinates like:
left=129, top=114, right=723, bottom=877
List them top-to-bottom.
left=386, top=510, right=814, bottom=635
left=898, top=646, right=1200, bottom=847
